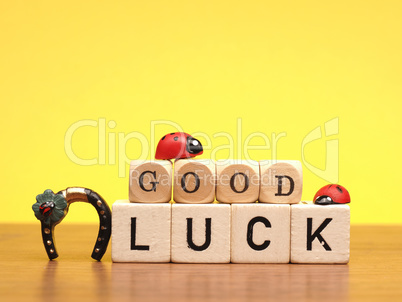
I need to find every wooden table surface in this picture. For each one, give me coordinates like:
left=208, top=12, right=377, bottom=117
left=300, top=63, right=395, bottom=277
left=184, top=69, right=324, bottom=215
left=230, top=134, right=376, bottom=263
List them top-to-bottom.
left=1, top=224, right=401, bottom=302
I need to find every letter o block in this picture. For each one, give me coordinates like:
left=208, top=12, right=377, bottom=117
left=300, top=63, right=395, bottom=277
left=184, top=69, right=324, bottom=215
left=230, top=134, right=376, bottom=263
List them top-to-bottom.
left=173, top=159, right=215, bottom=204
left=129, top=160, right=172, bottom=203
left=216, top=160, right=260, bottom=204
left=259, top=160, right=303, bottom=204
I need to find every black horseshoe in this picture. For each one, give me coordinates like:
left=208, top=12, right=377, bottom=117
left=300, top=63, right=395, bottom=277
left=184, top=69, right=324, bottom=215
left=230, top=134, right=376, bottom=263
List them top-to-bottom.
left=34, top=187, right=112, bottom=261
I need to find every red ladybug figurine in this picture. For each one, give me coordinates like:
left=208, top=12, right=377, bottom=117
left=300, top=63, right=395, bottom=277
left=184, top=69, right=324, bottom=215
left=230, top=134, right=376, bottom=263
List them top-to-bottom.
left=155, top=132, right=203, bottom=160
left=314, top=184, right=351, bottom=205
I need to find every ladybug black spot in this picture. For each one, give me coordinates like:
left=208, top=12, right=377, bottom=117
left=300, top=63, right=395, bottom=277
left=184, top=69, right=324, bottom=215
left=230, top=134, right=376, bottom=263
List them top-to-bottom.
left=170, top=133, right=175, bottom=135
left=161, top=136, right=166, bottom=140
left=174, top=136, right=178, bottom=141
left=336, top=186, right=343, bottom=193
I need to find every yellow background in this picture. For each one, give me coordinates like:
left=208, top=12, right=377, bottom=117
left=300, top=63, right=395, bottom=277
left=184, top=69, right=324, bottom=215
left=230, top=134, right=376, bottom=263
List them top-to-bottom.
left=1, top=1, right=401, bottom=224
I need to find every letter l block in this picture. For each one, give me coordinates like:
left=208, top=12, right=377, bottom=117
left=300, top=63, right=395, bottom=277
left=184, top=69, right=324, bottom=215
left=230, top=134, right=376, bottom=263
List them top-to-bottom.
left=112, top=200, right=171, bottom=262
left=291, top=204, right=350, bottom=264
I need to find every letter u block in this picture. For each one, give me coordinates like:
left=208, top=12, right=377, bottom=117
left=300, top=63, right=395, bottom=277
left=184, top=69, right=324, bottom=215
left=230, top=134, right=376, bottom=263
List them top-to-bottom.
left=173, top=159, right=215, bottom=204
left=129, top=160, right=172, bottom=203
left=216, top=160, right=260, bottom=203
left=259, top=160, right=303, bottom=204
left=171, top=204, right=231, bottom=263
left=291, top=204, right=350, bottom=264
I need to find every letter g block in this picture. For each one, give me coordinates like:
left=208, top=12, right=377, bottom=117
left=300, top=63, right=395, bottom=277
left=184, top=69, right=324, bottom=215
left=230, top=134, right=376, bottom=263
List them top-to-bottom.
left=129, top=160, right=172, bottom=203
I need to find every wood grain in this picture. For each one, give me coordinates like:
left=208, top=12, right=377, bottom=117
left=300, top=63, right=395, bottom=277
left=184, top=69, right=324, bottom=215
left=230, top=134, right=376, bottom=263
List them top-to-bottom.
left=1, top=224, right=401, bottom=302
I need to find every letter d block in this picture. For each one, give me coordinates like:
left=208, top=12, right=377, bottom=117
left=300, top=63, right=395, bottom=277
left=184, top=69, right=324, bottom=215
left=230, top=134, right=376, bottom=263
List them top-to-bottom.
left=174, top=159, right=215, bottom=204
left=129, top=160, right=172, bottom=203
left=216, top=160, right=260, bottom=203
left=259, top=160, right=303, bottom=204
left=112, top=200, right=171, bottom=262
left=171, top=204, right=231, bottom=263
left=231, top=204, right=290, bottom=263
left=291, top=204, right=350, bottom=264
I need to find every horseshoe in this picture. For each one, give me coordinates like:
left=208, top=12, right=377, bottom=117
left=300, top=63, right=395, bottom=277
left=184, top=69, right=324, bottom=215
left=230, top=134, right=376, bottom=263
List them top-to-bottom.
left=32, top=187, right=111, bottom=261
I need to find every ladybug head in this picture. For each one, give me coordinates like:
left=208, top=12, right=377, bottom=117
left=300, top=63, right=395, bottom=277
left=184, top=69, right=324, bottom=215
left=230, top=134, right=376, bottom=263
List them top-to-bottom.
left=155, top=132, right=203, bottom=160
left=186, top=136, right=203, bottom=155
left=314, top=184, right=350, bottom=205
left=39, top=201, right=55, bottom=217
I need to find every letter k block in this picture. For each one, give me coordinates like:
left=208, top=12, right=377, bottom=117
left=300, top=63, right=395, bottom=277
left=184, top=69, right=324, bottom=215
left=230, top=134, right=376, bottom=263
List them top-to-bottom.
left=291, top=204, right=350, bottom=263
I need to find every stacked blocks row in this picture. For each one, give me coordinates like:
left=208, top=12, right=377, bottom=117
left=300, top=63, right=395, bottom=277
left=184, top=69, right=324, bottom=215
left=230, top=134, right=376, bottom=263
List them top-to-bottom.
left=115, top=159, right=350, bottom=264
left=129, top=159, right=303, bottom=204
left=112, top=202, right=350, bottom=264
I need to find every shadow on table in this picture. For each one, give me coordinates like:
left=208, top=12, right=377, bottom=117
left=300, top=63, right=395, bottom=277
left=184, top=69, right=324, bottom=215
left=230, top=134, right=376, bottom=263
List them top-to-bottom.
left=110, top=263, right=349, bottom=302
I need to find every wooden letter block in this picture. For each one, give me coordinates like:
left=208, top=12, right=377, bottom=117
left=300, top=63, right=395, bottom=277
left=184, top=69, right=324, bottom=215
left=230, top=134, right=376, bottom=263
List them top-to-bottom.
left=173, top=159, right=215, bottom=204
left=129, top=160, right=172, bottom=203
left=216, top=160, right=260, bottom=203
left=259, top=160, right=303, bottom=204
left=112, top=200, right=171, bottom=262
left=171, top=204, right=230, bottom=263
left=231, top=204, right=290, bottom=263
left=291, top=204, right=350, bottom=264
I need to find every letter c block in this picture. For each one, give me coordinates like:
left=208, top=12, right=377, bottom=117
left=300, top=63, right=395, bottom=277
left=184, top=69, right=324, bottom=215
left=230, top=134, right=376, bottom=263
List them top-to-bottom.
left=129, top=160, right=172, bottom=203
left=231, top=204, right=290, bottom=263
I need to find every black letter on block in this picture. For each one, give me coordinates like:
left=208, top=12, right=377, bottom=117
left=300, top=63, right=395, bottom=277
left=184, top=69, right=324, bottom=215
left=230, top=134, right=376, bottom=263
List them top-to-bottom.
left=139, top=171, right=159, bottom=192
left=181, top=172, right=200, bottom=193
left=230, top=172, right=249, bottom=193
left=275, top=175, right=294, bottom=196
left=247, top=216, right=271, bottom=251
left=131, top=218, right=150, bottom=250
left=187, top=218, right=211, bottom=251
left=307, top=218, right=332, bottom=251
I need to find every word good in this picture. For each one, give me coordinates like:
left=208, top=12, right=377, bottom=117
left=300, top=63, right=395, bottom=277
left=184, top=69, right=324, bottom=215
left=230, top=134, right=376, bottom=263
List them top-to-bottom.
left=129, top=159, right=303, bottom=204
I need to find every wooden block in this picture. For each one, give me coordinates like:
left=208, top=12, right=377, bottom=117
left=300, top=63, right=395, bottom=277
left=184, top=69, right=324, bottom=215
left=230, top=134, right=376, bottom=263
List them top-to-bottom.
left=173, top=159, right=215, bottom=204
left=129, top=160, right=172, bottom=203
left=216, top=160, right=260, bottom=203
left=259, top=160, right=303, bottom=204
left=112, top=200, right=171, bottom=262
left=171, top=204, right=231, bottom=263
left=231, top=204, right=290, bottom=263
left=290, top=204, right=350, bottom=264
